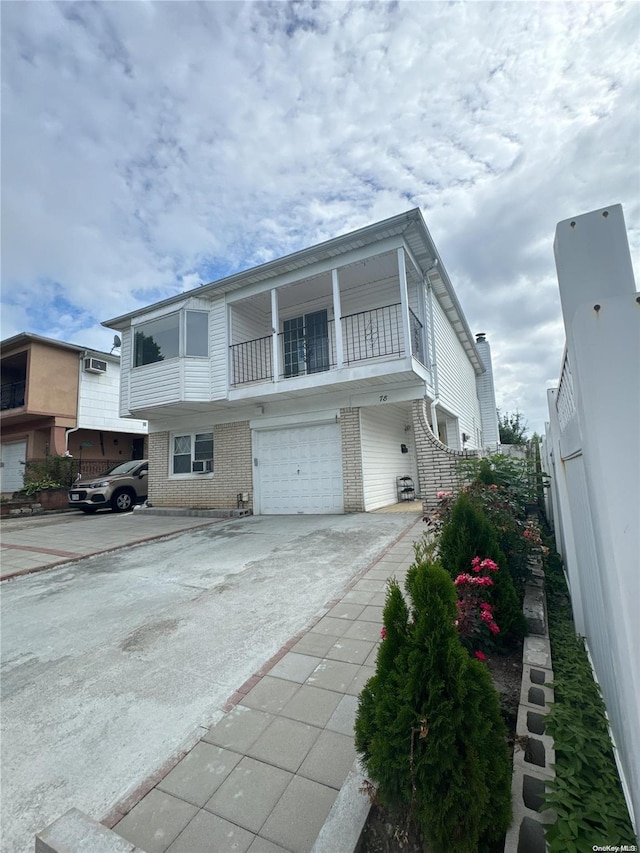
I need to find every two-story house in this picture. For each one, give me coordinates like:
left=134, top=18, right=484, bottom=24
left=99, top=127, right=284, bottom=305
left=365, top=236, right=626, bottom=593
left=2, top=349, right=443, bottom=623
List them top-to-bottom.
left=104, top=209, right=499, bottom=514
left=0, top=333, right=148, bottom=494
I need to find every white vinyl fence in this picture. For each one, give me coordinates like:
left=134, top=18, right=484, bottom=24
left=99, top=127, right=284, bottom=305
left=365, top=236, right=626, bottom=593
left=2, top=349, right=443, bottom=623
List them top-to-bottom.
left=543, top=204, right=639, bottom=832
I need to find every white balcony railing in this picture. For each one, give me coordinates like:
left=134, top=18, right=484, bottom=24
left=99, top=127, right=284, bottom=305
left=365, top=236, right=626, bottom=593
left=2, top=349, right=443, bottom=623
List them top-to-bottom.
left=229, top=303, right=426, bottom=387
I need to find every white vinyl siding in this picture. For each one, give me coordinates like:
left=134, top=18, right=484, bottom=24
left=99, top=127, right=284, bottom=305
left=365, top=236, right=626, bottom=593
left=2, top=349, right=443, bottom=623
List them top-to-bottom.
left=340, top=274, right=400, bottom=316
left=209, top=298, right=227, bottom=400
left=432, top=298, right=482, bottom=448
left=231, top=300, right=271, bottom=344
left=119, top=328, right=133, bottom=417
left=130, top=360, right=182, bottom=408
left=182, top=361, right=211, bottom=402
left=360, top=404, right=418, bottom=511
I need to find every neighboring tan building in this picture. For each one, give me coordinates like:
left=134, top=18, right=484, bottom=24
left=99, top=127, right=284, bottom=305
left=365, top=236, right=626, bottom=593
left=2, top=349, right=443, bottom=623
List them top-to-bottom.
left=104, top=209, right=500, bottom=514
left=0, top=333, right=148, bottom=494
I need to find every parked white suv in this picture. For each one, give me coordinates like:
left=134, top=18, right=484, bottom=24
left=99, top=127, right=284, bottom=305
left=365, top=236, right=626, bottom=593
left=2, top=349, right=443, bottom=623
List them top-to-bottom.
left=68, top=460, right=148, bottom=513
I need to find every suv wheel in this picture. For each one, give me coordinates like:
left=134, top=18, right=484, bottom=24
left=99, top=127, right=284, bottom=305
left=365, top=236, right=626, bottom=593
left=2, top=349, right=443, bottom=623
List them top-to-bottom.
left=112, top=489, right=134, bottom=512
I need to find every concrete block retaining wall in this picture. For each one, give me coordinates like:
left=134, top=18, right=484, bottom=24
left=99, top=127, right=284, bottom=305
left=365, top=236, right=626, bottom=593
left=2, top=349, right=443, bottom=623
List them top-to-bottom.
left=504, top=558, right=556, bottom=853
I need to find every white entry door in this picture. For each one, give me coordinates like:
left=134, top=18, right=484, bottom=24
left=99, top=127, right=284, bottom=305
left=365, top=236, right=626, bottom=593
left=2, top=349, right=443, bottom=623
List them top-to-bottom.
left=255, top=424, right=343, bottom=514
left=1, top=440, right=27, bottom=494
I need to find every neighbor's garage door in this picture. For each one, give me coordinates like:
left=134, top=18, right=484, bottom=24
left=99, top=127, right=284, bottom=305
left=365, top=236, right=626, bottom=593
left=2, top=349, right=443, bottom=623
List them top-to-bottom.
left=255, top=424, right=343, bottom=514
left=1, top=440, right=27, bottom=494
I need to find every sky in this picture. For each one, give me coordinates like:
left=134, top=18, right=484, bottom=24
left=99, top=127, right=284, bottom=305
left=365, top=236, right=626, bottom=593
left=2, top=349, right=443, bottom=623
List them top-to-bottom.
left=2, top=1, right=639, bottom=436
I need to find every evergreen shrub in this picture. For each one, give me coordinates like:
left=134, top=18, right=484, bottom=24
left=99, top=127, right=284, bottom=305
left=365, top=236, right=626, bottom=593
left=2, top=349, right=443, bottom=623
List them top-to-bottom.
left=438, top=491, right=525, bottom=647
left=355, top=560, right=512, bottom=852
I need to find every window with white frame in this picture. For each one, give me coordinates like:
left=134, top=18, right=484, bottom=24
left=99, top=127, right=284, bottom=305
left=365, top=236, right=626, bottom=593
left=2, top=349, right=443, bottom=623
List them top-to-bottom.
left=134, top=310, right=209, bottom=366
left=185, top=311, right=208, bottom=357
left=172, top=431, right=214, bottom=475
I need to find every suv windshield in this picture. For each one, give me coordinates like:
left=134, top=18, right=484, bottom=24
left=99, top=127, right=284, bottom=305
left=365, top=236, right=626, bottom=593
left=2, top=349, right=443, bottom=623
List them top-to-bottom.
left=97, top=461, right=144, bottom=477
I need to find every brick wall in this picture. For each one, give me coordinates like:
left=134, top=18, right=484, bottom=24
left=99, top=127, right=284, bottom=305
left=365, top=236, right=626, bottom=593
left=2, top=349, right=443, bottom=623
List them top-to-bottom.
left=412, top=399, right=477, bottom=511
left=340, top=407, right=364, bottom=512
left=148, top=421, right=253, bottom=509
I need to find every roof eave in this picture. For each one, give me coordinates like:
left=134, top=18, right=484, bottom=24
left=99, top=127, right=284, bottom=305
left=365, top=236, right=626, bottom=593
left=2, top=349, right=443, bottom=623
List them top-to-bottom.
left=102, top=207, right=484, bottom=374
left=103, top=208, right=423, bottom=329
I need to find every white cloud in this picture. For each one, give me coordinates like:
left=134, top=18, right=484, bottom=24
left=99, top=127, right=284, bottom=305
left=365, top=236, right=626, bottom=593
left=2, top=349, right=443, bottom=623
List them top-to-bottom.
left=1, top=0, right=638, bottom=434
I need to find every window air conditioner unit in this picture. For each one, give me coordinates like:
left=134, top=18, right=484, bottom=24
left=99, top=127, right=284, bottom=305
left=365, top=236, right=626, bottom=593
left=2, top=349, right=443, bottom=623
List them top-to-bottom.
left=84, top=357, right=107, bottom=374
left=192, top=460, right=213, bottom=473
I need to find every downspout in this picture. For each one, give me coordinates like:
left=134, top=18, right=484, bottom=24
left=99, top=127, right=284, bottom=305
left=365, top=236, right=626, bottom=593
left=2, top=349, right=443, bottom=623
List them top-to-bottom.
left=425, top=264, right=440, bottom=437
left=65, top=351, right=85, bottom=454
left=65, top=427, right=79, bottom=454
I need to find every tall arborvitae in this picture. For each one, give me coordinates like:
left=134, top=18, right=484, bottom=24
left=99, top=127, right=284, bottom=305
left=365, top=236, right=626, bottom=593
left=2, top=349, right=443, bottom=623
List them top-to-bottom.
left=438, top=490, right=525, bottom=647
left=355, top=560, right=513, bottom=852
left=355, top=579, right=412, bottom=805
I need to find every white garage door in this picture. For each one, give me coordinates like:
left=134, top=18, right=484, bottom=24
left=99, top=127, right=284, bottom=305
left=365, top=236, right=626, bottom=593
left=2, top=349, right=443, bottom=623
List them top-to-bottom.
left=255, top=424, right=343, bottom=514
left=1, top=440, right=27, bottom=494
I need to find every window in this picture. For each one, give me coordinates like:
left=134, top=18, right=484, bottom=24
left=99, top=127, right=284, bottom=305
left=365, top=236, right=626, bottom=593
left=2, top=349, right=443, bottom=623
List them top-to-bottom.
left=283, top=309, right=330, bottom=377
left=134, top=310, right=208, bottom=366
left=186, top=311, right=208, bottom=357
left=135, top=315, right=179, bottom=366
left=172, top=432, right=213, bottom=475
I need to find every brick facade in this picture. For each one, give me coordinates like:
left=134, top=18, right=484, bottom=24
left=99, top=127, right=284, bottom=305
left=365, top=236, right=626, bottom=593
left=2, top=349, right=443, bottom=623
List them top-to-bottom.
left=412, top=399, right=477, bottom=511
left=146, top=405, right=477, bottom=514
left=340, top=407, right=364, bottom=512
left=148, top=421, right=253, bottom=509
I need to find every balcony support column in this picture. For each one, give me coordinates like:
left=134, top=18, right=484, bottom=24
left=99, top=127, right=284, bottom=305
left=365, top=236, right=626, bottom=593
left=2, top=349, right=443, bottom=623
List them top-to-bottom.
left=397, top=248, right=412, bottom=359
left=332, top=269, right=344, bottom=370
left=417, top=276, right=429, bottom=368
left=271, top=289, right=279, bottom=383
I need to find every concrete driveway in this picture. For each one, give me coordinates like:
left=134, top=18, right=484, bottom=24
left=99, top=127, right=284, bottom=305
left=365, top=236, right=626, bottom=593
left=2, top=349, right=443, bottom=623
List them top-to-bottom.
left=0, top=510, right=224, bottom=579
left=0, top=512, right=417, bottom=853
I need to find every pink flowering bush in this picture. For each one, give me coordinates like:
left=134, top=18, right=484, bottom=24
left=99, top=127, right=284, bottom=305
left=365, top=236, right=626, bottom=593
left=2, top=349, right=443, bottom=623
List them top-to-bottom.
left=438, top=491, right=526, bottom=646
left=523, top=519, right=550, bottom=556
left=455, top=556, right=502, bottom=654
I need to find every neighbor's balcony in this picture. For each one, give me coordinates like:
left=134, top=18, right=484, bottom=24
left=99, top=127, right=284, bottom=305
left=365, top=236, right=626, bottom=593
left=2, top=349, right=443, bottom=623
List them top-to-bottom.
left=229, top=303, right=427, bottom=387
left=0, top=380, right=26, bottom=411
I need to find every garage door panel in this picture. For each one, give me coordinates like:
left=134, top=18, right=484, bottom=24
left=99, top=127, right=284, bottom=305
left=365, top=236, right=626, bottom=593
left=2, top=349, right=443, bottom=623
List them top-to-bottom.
left=256, top=424, right=343, bottom=514
left=1, top=440, right=27, bottom=494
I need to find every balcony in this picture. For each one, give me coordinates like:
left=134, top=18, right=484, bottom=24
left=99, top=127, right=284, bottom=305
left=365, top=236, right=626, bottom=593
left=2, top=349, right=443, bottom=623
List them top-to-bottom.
left=229, top=303, right=427, bottom=387
left=1, top=380, right=26, bottom=411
